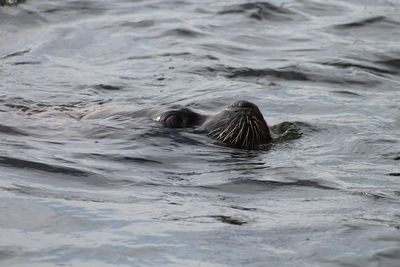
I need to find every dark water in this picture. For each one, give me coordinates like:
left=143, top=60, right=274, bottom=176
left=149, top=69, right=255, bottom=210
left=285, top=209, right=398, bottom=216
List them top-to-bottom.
left=1, top=0, right=400, bottom=266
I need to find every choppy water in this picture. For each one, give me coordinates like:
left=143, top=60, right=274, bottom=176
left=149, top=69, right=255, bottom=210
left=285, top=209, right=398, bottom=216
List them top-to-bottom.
left=1, top=0, right=400, bottom=266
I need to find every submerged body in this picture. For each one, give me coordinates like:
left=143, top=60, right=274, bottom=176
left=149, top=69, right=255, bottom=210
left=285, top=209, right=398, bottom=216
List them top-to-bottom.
left=79, top=100, right=299, bottom=150
left=157, top=100, right=272, bottom=150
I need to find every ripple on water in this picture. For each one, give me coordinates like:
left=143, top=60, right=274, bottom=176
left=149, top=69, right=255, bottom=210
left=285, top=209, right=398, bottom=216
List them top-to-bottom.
left=1, top=0, right=400, bottom=266
left=293, top=0, right=346, bottom=17
left=218, top=2, right=303, bottom=21
left=328, top=15, right=400, bottom=41
left=333, top=16, right=400, bottom=29
left=158, top=28, right=207, bottom=38
left=376, top=57, right=400, bottom=74
left=320, top=59, right=396, bottom=75
left=191, top=64, right=381, bottom=86
left=0, top=124, right=28, bottom=135
left=0, top=156, right=113, bottom=187
left=199, top=178, right=335, bottom=194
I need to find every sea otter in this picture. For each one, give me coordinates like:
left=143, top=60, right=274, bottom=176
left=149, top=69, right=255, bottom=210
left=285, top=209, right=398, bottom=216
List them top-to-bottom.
left=79, top=100, right=300, bottom=150
left=156, top=100, right=272, bottom=150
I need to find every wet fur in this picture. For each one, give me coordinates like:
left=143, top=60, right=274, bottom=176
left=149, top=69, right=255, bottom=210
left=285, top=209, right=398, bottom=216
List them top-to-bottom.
left=159, top=100, right=272, bottom=150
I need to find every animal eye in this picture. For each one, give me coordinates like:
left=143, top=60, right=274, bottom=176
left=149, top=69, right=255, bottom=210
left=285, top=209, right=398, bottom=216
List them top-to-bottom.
left=164, top=114, right=183, bottom=128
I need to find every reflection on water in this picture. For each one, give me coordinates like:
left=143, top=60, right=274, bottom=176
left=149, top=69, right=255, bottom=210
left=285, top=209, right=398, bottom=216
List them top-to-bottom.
left=1, top=0, right=400, bottom=266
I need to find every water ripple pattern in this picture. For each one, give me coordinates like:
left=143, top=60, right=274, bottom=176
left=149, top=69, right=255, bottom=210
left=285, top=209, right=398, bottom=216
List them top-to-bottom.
left=1, top=0, right=400, bottom=266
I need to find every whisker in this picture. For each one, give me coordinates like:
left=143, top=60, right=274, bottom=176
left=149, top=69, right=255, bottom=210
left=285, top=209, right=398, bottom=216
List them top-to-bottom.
left=206, top=112, right=270, bottom=149
left=233, top=117, right=245, bottom=145
left=251, top=117, right=262, bottom=145
left=218, top=118, right=238, bottom=140
left=249, top=119, right=256, bottom=148
left=243, top=120, right=251, bottom=149
left=225, top=121, right=240, bottom=142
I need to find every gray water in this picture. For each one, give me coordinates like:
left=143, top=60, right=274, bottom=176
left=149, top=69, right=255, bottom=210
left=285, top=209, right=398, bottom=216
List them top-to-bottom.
left=1, top=0, right=400, bottom=266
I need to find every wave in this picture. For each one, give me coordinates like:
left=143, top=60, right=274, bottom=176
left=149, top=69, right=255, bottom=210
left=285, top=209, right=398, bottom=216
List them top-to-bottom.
left=218, top=2, right=302, bottom=21
left=334, top=16, right=400, bottom=29
left=159, top=28, right=206, bottom=38
left=320, top=59, right=396, bottom=75
left=191, top=64, right=379, bottom=85
left=192, top=64, right=309, bottom=81
left=0, top=124, right=27, bottom=136
left=76, top=153, right=163, bottom=165
left=0, top=156, right=91, bottom=177
left=199, top=178, right=335, bottom=194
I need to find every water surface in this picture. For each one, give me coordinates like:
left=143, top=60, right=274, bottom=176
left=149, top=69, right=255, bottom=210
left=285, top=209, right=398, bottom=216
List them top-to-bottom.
left=1, top=0, right=400, bottom=266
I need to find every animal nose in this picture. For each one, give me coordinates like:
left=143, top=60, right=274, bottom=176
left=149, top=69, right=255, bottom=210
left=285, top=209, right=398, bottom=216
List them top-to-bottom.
left=233, top=100, right=255, bottom=109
